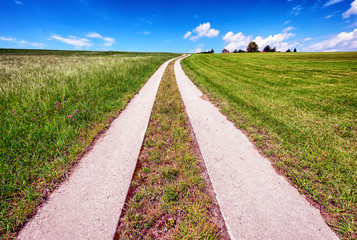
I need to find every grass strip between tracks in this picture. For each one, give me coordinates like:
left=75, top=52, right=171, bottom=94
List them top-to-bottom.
left=115, top=60, right=227, bottom=239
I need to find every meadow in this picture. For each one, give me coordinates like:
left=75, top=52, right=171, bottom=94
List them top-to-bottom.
left=0, top=49, right=179, bottom=238
left=182, top=52, right=357, bottom=238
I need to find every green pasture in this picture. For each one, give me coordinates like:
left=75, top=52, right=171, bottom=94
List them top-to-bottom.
left=182, top=52, right=357, bottom=238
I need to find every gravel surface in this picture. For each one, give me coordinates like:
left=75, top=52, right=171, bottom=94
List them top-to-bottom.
left=175, top=56, right=339, bottom=240
left=18, top=58, right=176, bottom=240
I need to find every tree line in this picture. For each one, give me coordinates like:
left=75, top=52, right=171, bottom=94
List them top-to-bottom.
left=221, top=41, right=297, bottom=53
left=198, top=42, right=297, bottom=54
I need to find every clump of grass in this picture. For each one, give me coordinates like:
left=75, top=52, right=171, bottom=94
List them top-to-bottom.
left=0, top=50, right=179, bottom=238
left=182, top=52, right=357, bottom=239
left=115, top=60, right=223, bottom=239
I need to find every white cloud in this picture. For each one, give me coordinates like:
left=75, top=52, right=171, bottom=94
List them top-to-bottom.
left=14, top=0, right=23, bottom=5
left=324, top=0, right=344, bottom=7
left=343, top=0, right=357, bottom=18
left=291, top=5, right=303, bottom=15
left=326, top=14, right=333, bottom=19
left=284, top=20, right=291, bottom=24
left=185, top=22, right=219, bottom=41
left=347, top=22, right=357, bottom=28
left=283, top=26, right=295, bottom=32
left=223, top=28, right=296, bottom=52
left=303, top=28, right=357, bottom=51
left=206, top=29, right=219, bottom=37
left=183, top=31, right=192, bottom=39
left=222, top=31, right=252, bottom=52
left=85, top=32, right=115, bottom=46
left=86, top=32, right=103, bottom=38
left=254, top=32, right=296, bottom=51
left=51, top=33, right=115, bottom=48
left=51, top=35, right=92, bottom=47
left=0, top=36, right=44, bottom=48
left=0, top=36, right=15, bottom=41
left=103, top=37, right=115, bottom=42
left=103, top=37, right=115, bottom=46
left=302, top=37, right=312, bottom=41
left=31, top=42, right=45, bottom=48
left=190, top=44, right=204, bottom=53
left=194, top=46, right=202, bottom=53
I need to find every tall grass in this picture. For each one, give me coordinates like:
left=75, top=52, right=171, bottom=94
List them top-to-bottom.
left=0, top=50, right=179, bottom=238
left=182, top=52, right=357, bottom=238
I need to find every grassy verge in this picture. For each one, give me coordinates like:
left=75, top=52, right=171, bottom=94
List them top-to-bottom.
left=0, top=49, right=179, bottom=238
left=181, top=52, right=357, bottom=239
left=115, top=60, right=226, bottom=239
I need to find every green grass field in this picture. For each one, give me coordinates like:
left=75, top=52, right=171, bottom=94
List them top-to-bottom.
left=0, top=49, right=179, bottom=238
left=182, top=52, right=357, bottom=238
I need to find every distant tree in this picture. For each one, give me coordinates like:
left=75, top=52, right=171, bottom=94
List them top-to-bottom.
left=247, top=41, right=259, bottom=52
left=263, top=45, right=271, bottom=52
left=271, top=47, right=276, bottom=52
left=293, top=48, right=297, bottom=52
left=211, top=49, right=214, bottom=53
left=222, top=49, right=229, bottom=53
left=233, top=49, right=238, bottom=53
left=238, top=49, right=245, bottom=53
left=286, top=49, right=291, bottom=52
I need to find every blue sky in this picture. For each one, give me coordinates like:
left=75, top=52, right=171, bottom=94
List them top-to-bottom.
left=1, top=0, right=357, bottom=52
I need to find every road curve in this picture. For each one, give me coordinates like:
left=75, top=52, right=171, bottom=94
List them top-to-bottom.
left=175, top=55, right=339, bottom=240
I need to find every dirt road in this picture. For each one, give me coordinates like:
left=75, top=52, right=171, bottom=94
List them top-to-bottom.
left=19, top=55, right=338, bottom=239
